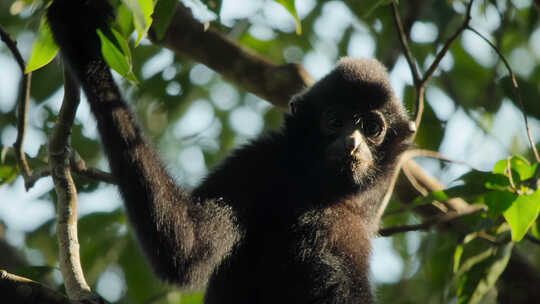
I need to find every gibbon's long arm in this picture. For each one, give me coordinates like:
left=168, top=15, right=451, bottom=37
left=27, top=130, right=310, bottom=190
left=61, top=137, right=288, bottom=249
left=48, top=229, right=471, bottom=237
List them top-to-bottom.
left=47, top=0, right=239, bottom=286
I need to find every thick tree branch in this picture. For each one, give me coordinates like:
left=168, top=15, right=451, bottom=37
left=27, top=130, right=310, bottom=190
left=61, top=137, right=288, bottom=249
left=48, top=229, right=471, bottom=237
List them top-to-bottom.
left=150, top=3, right=313, bottom=111
left=48, top=67, right=97, bottom=302
left=0, top=270, right=77, bottom=304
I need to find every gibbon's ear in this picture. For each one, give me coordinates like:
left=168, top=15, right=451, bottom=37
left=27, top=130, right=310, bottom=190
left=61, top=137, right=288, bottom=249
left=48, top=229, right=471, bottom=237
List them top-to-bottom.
left=289, top=95, right=306, bottom=116
left=288, top=99, right=298, bottom=116
left=408, top=121, right=417, bottom=133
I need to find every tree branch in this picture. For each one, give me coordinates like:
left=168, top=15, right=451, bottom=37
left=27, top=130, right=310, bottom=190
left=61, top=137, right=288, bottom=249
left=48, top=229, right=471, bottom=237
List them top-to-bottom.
left=390, top=0, right=474, bottom=131
left=390, top=1, right=421, bottom=87
left=422, top=1, right=473, bottom=84
left=150, top=3, right=314, bottom=111
left=0, top=26, right=36, bottom=190
left=48, top=66, right=98, bottom=302
left=69, top=151, right=116, bottom=184
left=379, top=204, right=487, bottom=236
left=0, top=270, right=76, bottom=304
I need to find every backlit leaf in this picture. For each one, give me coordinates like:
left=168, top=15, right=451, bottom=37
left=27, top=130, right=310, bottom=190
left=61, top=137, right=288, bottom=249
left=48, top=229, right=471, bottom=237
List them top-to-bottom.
left=122, top=0, right=154, bottom=45
left=275, top=0, right=302, bottom=34
left=25, top=16, right=59, bottom=73
left=97, top=28, right=138, bottom=84
left=502, top=190, right=540, bottom=241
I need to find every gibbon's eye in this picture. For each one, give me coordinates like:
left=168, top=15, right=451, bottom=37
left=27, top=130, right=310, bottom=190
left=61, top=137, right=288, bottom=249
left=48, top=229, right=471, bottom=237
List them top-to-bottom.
left=322, top=109, right=343, bottom=134
left=361, top=111, right=386, bottom=141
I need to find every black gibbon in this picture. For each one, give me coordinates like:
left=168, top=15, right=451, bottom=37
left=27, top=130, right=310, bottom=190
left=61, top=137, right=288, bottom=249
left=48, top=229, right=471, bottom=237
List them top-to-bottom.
left=47, top=0, right=413, bottom=303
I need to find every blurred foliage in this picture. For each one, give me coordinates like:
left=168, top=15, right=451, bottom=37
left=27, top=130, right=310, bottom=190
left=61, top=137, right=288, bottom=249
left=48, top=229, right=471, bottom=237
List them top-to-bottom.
left=1, top=0, right=540, bottom=303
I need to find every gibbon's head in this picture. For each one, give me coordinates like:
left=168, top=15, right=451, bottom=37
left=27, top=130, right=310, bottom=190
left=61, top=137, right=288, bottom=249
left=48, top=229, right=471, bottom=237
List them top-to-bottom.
left=286, top=57, right=414, bottom=186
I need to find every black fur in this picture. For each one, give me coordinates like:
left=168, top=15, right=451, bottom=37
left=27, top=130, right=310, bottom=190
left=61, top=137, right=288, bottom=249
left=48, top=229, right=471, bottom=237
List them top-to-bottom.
left=47, top=1, right=412, bottom=303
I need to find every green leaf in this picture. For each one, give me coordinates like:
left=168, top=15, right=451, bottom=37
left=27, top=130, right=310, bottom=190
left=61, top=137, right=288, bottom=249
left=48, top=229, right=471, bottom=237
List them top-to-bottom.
left=122, top=0, right=154, bottom=45
left=152, top=0, right=177, bottom=40
left=275, top=0, right=302, bottom=35
left=116, top=3, right=134, bottom=37
left=25, top=16, right=59, bottom=73
left=96, top=28, right=138, bottom=84
left=493, top=155, right=535, bottom=182
left=0, top=165, right=18, bottom=184
left=502, top=190, right=540, bottom=241
left=484, top=191, right=516, bottom=218
left=455, top=238, right=513, bottom=304
left=468, top=243, right=512, bottom=303
left=453, top=244, right=464, bottom=273
left=181, top=292, right=205, bottom=304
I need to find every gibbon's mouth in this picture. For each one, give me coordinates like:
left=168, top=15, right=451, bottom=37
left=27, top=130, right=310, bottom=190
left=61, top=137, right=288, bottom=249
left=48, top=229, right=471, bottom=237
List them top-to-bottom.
left=350, top=152, right=374, bottom=165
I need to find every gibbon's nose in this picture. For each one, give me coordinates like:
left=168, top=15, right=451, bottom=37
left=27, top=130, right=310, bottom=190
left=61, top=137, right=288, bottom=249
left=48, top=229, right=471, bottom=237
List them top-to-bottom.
left=347, top=130, right=373, bottom=162
left=347, top=130, right=362, bottom=153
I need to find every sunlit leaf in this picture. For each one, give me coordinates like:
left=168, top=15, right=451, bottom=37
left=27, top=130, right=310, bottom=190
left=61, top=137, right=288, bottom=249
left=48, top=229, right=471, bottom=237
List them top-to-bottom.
left=122, top=0, right=154, bottom=45
left=275, top=0, right=302, bottom=35
left=116, top=3, right=134, bottom=37
left=25, top=16, right=59, bottom=73
left=96, top=28, right=139, bottom=84
left=492, top=155, right=535, bottom=182
left=0, top=165, right=18, bottom=184
left=502, top=190, right=540, bottom=242
left=453, top=244, right=464, bottom=273
left=181, top=292, right=205, bottom=304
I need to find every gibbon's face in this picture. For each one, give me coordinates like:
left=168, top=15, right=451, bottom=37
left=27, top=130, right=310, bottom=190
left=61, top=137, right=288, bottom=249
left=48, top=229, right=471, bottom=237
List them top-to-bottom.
left=287, top=58, right=413, bottom=185
left=319, top=105, right=387, bottom=185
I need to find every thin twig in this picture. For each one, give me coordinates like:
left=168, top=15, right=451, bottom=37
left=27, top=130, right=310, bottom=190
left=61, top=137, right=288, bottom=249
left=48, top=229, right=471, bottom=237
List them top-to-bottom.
left=391, top=0, right=474, bottom=132
left=422, top=0, right=473, bottom=84
left=390, top=1, right=421, bottom=86
left=0, top=26, right=35, bottom=190
left=467, top=26, right=540, bottom=163
left=0, top=27, right=25, bottom=69
left=376, top=148, right=476, bottom=221
left=70, top=150, right=116, bottom=184
left=402, top=163, right=428, bottom=196
left=379, top=204, right=487, bottom=236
